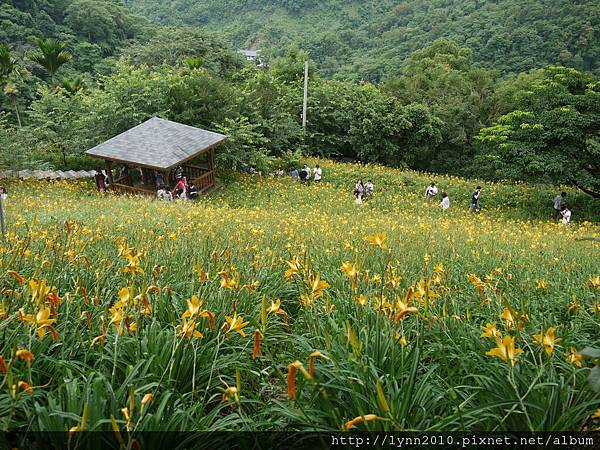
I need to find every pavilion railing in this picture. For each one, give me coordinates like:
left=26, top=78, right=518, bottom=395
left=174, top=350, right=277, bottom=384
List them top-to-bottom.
left=192, top=171, right=215, bottom=194
left=110, top=183, right=155, bottom=195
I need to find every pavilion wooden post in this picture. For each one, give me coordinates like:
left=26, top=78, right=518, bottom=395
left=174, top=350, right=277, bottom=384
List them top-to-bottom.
left=209, top=147, right=215, bottom=188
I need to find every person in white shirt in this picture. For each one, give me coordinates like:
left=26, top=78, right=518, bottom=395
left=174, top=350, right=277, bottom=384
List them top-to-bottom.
left=305, top=165, right=312, bottom=181
left=313, top=165, right=322, bottom=182
left=425, top=182, right=438, bottom=201
left=157, top=185, right=173, bottom=202
left=439, top=192, right=450, bottom=210
left=561, top=206, right=571, bottom=225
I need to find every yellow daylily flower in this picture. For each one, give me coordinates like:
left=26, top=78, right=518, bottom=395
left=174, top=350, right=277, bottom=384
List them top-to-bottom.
left=365, top=232, right=387, bottom=249
left=284, top=256, right=301, bottom=282
left=340, top=261, right=358, bottom=279
left=267, top=299, right=288, bottom=318
left=394, top=300, right=418, bottom=321
left=20, top=306, right=57, bottom=338
left=500, top=307, right=516, bottom=329
left=222, top=314, right=250, bottom=337
left=178, top=319, right=203, bottom=339
left=480, top=322, right=502, bottom=339
left=533, top=327, right=561, bottom=356
left=486, top=335, right=524, bottom=366
left=566, top=347, right=583, bottom=367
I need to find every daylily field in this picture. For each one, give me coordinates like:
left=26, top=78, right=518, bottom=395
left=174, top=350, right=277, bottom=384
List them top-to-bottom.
left=0, top=159, right=599, bottom=438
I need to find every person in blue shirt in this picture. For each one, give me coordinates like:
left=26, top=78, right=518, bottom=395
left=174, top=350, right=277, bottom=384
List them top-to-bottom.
left=470, top=186, right=482, bottom=213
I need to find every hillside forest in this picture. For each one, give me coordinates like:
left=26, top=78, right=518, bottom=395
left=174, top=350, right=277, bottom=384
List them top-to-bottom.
left=0, top=0, right=599, bottom=198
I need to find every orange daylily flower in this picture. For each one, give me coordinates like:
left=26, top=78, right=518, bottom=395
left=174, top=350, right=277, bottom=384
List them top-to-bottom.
left=7, top=270, right=25, bottom=284
left=252, top=330, right=262, bottom=360
left=15, top=349, right=34, bottom=363
left=308, top=351, right=330, bottom=376
left=0, top=356, right=7, bottom=373
left=287, top=360, right=311, bottom=400
left=18, top=381, right=33, bottom=394
left=343, top=414, right=382, bottom=430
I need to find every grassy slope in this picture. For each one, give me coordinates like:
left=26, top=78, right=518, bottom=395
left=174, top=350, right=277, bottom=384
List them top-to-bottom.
left=0, top=160, right=598, bottom=434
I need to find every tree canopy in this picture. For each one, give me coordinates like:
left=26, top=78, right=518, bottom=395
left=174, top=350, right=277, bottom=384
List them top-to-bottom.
left=477, top=67, right=600, bottom=197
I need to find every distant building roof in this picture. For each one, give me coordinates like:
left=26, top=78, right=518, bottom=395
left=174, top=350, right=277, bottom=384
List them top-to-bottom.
left=240, top=50, right=259, bottom=57
left=85, top=117, right=227, bottom=170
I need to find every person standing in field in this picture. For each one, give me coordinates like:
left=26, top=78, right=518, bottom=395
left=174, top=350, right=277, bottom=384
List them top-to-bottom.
left=304, top=164, right=312, bottom=182
left=313, top=164, right=322, bottom=182
left=299, top=166, right=308, bottom=184
left=94, top=169, right=106, bottom=193
left=354, top=180, right=364, bottom=199
left=365, top=180, right=374, bottom=198
left=425, top=182, right=438, bottom=201
left=470, top=186, right=482, bottom=213
left=439, top=192, right=450, bottom=210
left=554, top=192, right=566, bottom=217
left=561, top=205, right=572, bottom=225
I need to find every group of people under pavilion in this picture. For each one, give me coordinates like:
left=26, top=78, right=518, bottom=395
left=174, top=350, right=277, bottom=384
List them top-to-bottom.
left=85, top=117, right=227, bottom=198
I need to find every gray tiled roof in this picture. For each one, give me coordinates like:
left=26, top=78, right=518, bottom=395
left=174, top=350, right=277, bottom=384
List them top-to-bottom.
left=85, top=117, right=227, bottom=170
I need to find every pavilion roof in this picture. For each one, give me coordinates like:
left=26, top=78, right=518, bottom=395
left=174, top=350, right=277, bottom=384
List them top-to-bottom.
left=85, top=117, right=226, bottom=170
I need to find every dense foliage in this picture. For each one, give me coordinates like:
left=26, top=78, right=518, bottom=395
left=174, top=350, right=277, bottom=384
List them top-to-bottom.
left=126, top=0, right=600, bottom=80
left=477, top=67, right=600, bottom=197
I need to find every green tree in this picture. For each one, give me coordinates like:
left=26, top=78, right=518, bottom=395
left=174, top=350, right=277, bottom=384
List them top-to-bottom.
left=29, top=38, right=72, bottom=84
left=384, top=39, right=497, bottom=173
left=0, top=43, right=24, bottom=127
left=477, top=66, right=600, bottom=198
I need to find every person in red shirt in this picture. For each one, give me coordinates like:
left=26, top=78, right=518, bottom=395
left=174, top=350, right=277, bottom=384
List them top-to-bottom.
left=172, top=176, right=187, bottom=199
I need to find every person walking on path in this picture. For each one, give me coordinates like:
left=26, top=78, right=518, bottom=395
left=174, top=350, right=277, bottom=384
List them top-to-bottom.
left=313, top=165, right=322, bottom=182
left=425, top=182, right=438, bottom=201
left=470, top=186, right=482, bottom=213
left=439, top=192, right=450, bottom=210
left=554, top=192, right=566, bottom=218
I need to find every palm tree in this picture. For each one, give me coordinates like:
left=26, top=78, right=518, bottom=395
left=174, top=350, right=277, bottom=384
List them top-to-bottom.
left=28, top=38, right=72, bottom=84
left=0, top=43, right=24, bottom=127
left=61, top=77, right=85, bottom=96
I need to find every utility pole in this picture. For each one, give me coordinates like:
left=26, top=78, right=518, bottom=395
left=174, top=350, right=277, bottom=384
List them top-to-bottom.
left=302, top=60, right=309, bottom=133
left=0, top=190, right=6, bottom=241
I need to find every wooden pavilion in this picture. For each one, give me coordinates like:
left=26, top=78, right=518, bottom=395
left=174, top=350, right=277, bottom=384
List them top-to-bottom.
left=85, top=117, right=227, bottom=195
